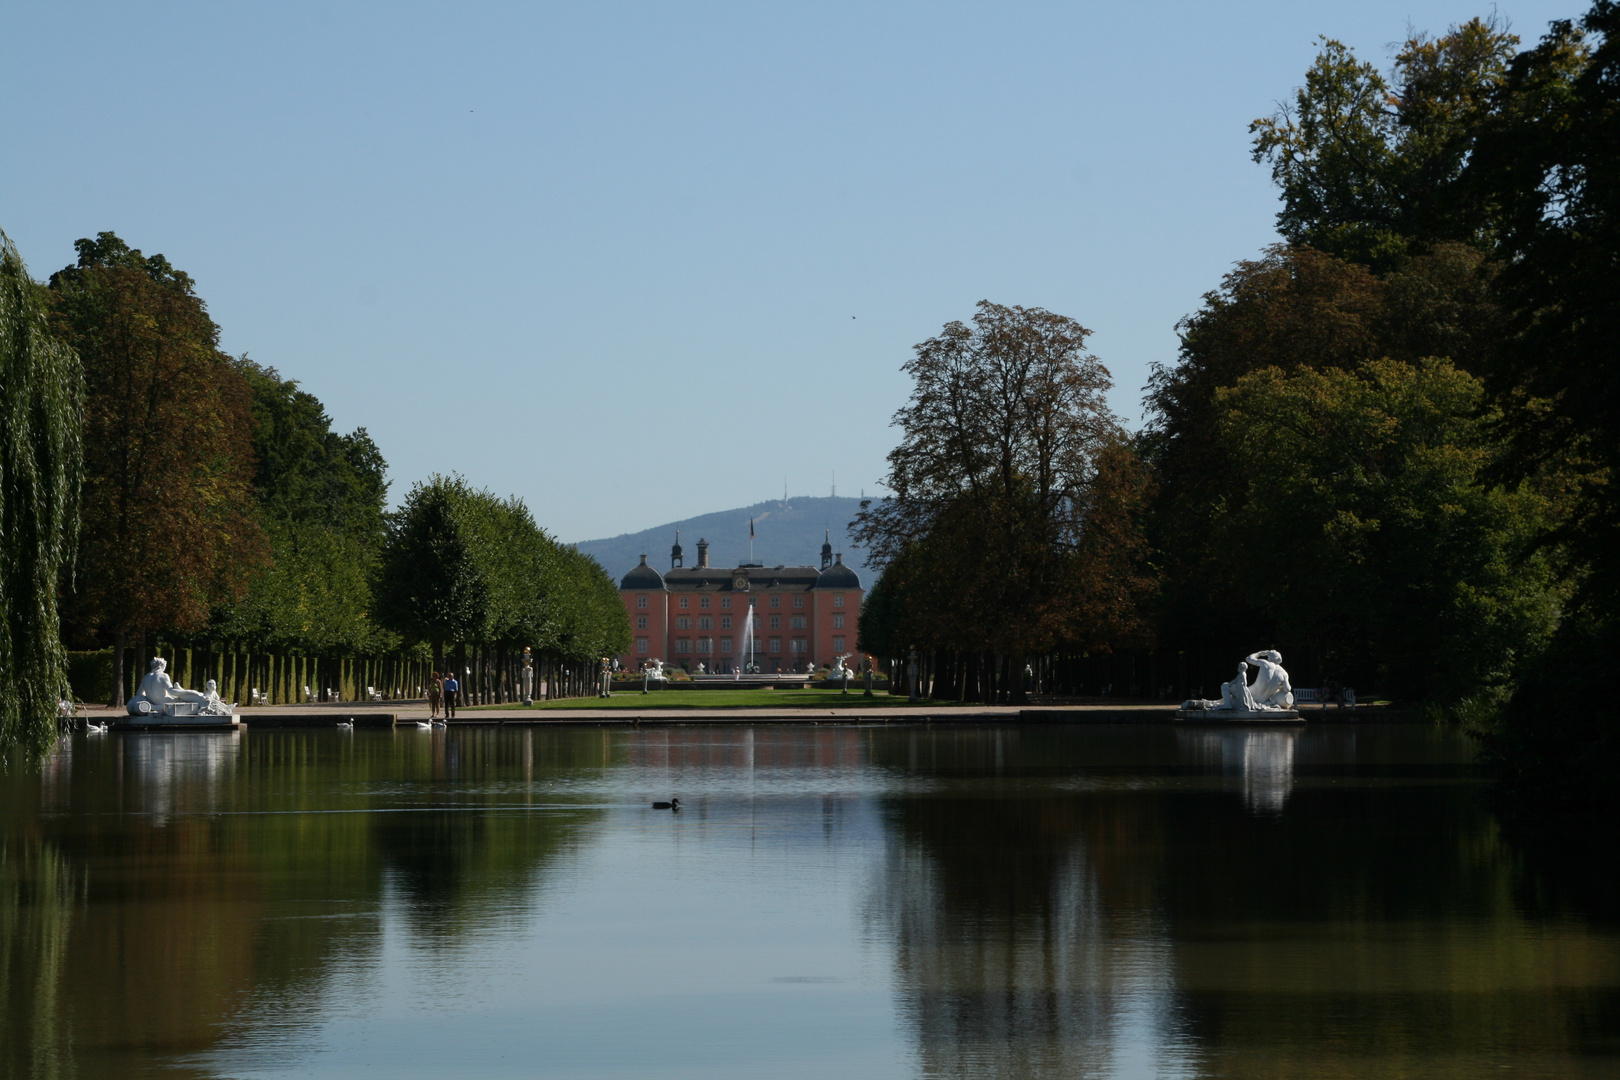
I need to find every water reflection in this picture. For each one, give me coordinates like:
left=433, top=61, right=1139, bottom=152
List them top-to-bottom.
left=1, top=725, right=1616, bottom=1079
left=1175, top=728, right=1297, bottom=813
left=122, top=731, right=241, bottom=823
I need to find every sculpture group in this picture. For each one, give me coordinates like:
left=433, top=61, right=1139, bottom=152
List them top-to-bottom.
left=1181, top=651, right=1296, bottom=716
left=126, top=657, right=236, bottom=718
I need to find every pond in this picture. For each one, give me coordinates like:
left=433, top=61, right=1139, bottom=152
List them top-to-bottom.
left=3, top=723, right=1616, bottom=1079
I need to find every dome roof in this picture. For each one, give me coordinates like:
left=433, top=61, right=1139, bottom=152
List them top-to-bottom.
left=620, top=555, right=665, bottom=590
left=815, top=555, right=861, bottom=589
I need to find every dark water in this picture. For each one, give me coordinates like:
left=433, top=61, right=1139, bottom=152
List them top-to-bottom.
left=3, top=724, right=1616, bottom=1079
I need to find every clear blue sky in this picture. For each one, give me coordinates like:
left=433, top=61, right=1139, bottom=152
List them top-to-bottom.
left=1, top=1, right=1578, bottom=543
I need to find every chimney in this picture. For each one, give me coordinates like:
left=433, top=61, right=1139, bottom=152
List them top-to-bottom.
left=696, top=538, right=710, bottom=568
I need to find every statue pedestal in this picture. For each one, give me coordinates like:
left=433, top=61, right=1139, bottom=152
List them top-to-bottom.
left=1175, top=708, right=1301, bottom=723
left=115, top=713, right=241, bottom=731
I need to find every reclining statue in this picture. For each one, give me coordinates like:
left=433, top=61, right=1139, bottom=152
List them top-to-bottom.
left=1183, top=651, right=1295, bottom=713
left=127, top=658, right=236, bottom=716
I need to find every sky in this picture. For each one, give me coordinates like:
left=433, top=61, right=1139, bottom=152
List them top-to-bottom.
left=2, top=1, right=1580, bottom=543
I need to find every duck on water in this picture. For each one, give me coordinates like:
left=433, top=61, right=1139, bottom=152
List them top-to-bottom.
left=652, top=798, right=681, bottom=810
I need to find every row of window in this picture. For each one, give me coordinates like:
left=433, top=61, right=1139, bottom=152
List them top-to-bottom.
left=637, top=593, right=848, bottom=610
left=643, top=613, right=846, bottom=632
left=636, top=636, right=847, bottom=656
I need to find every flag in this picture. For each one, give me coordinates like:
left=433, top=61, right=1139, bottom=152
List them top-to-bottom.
left=749, top=517, right=754, bottom=539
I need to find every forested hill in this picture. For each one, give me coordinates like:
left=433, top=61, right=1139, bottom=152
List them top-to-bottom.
left=572, top=497, right=873, bottom=585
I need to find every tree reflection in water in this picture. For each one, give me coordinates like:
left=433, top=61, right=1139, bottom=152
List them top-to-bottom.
left=1, top=724, right=1617, bottom=1079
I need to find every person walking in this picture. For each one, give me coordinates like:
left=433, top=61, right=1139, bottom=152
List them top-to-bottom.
left=427, top=671, right=443, bottom=719
left=443, top=672, right=459, bottom=719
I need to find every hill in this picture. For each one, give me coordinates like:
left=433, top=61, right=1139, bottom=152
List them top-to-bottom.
left=572, top=496, right=874, bottom=585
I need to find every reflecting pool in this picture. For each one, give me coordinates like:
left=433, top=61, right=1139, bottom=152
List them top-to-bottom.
left=3, top=724, right=1616, bottom=1078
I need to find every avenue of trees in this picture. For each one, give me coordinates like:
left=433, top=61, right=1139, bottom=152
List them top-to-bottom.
left=858, top=3, right=1619, bottom=802
left=0, top=230, right=627, bottom=751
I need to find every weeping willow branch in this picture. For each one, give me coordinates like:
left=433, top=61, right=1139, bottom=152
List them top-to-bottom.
left=0, top=230, right=84, bottom=755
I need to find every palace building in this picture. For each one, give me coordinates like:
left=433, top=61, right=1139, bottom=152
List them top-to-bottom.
left=618, top=533, right=863, bottom=674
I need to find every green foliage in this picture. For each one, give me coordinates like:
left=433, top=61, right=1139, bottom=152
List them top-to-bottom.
left=1463, top=1, right=1620, bottom=802
left=1249, top=18, right=1559, bottom=267
left=0, top=231, right=83, bottom=754
left=47, top=232, right=267, bottom=648
left=855, top=302, right=1154, bottom=667
left=1210, top=357, right=1566, bottom=700
left=213, top=358, right=392, bottom=653
left=373, top=475, right=628, bottom=661
left=64, top=649, right=113, bottom=706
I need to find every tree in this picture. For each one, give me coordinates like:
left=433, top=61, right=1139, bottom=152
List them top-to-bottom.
left=1462, top=1, right=1620, bottom=801
left=1249, top=18, right=1557, bottom=267
left=0, top=231, right=83, bottom=753
left=48, top=233, right=267, bottom=702
left=854, top=302, right=1151, bottom=693
left=1208, top=357, right=1566, bottom=700
left=213, top=358, right=391, bottom=654
left=372, top=475, right=629, bottom=673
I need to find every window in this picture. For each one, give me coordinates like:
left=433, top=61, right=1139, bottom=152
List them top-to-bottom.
left=832, top=594, right=845, bottom=608
left=793, top=595, right=804, bottom=608
left=636, top=596, right=648, bottom=609
left=679, top=596, right=689, bottom=609
left=769, top=596, right=780, bottom=609
left=699, top=597, right=710, bottom=609
left=721, top=597, right=731, bottom=609
left=833, top=614, right=844, bottom=629
left=636, top=615, right=648, bottom=630
left=720, top=615, right=731, bottom=630
left=769, top=615, right=780, bottom=629
left=790, top=615, right=806, bottom=629
left=676, top=616, right=691, bottom=630
left=697, top=616, right=712, bottom=629
left=753, top=616, right=761, bottom=630
left=833, top=636, right=845, bottom=652
left=636, top=638, right=649, bottom=654
left=697, top=638, right=712, bottom=654
left=769, top=638, right=782, bottom=654
left=675, top=639, right=692, bottom=654
left=720, top=639, right=732, bottom=654
left=790, top=639, right=807, bottom=654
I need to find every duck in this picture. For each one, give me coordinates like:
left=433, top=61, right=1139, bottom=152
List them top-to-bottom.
left=651, top=798, right=681, bottom=810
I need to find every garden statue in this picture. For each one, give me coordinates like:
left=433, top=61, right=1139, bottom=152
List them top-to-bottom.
left=521, top=647, right=534, bottom=705
left=1180, top=650, right=1297, bottom=718
left=127, top=658, right=236, bottom=717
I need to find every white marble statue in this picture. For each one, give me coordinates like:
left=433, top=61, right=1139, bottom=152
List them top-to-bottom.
left=1183, top=650, right=1295, bottom=713
left=1244, top=650, right=1295, bottom=709
left=830, top=654, right=853, bottom=681
left=127, top=657, right=176, bottom=714
left=127, top=658, right=236, bottom=717
left=643, top=659, right=667, bottom=681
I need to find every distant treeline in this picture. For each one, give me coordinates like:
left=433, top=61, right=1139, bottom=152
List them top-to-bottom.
left=858, top=8, right=1620, bottom=803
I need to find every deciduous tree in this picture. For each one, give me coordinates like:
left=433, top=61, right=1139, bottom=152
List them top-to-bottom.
left=48, top=232, right=267, bottom=703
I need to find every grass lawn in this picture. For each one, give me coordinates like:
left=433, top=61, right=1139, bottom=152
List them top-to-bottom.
left=462, top=688, right=962, bottom=710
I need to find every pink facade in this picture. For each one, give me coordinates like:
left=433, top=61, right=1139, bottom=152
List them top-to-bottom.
left=617, top=536, right=862, bottom=674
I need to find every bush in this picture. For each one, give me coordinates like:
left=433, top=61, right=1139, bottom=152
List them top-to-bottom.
left=66, top=649, right=113, bottom=704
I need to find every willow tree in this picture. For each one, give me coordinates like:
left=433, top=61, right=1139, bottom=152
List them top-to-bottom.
left=0, top=231, right=83, bottom=752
